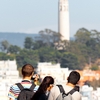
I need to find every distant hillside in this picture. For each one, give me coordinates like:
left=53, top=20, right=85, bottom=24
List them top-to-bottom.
left=0, top=32, right=39, bottom=48
left=0, top=32, right=74, bottom=48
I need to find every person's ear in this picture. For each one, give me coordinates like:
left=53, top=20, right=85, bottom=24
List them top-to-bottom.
left=47, top=84, right=53, bottom=91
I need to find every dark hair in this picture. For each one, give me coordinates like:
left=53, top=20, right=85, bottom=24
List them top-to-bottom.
left=21, top=64, right=34, bottom=77
left=67, top=71, right=80, bottom=85
left=32, top=76, right=54, bottom=100
left=37, top=76, right=54, bottom=93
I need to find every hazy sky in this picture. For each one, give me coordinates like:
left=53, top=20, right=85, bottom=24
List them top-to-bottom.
left=0, top=0, right=100, bottom=37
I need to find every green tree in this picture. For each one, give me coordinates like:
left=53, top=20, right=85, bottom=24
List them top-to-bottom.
left=75, top=28, right=91, bottom=44
left=38, top=29, right=61, bottom=48
left=91, top=30, right=100, bottom=42
left=24, top=37, right=34, bottom=49
left=0, top=40, right=10, bottom=52
left=33, top=40, right=47, bottom=50
left=64, top=41, right=86, bottom=69
left=7, top=45, right=21, bottom=54
left=38, top=47, right=60, bottom=63
left=16, top=49, right=39, bottom=68
left=0, top=52, right=15, bottom=60
left=60, top=52, right=80, bottom=70
left=90, top=65, right=99, bottom=70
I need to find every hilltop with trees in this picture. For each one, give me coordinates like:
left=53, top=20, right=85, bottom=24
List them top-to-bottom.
left=0, top=28, right=100, bottom=71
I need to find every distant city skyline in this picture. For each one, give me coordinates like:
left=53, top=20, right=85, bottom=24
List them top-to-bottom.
left=0, top=0, right=100, bottom=37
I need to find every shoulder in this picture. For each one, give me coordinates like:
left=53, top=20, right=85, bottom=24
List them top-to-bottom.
left=9, top=83, right=21, bottom=93
left=8, top=84, right=20, bottom=99
left=10, top=84, right=20, bottom=90
left=48, top=84, right=67, bottom=100
left=49, top=85, right=61, bottom=97
left=51, top=85, right=60, bottom=92
left=72, top=91, right=82, bottom=100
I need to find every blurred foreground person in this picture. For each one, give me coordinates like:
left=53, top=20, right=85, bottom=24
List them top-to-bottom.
left=48, top=71, right=82, bottom=100
left=31, top=76, right=54, bottom=100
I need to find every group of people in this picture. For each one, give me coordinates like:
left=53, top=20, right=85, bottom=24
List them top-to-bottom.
left=8, top=64, right=82, bottom=100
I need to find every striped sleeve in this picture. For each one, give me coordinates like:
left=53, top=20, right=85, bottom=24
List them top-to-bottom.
left=8, top=85, right=20, bottom=100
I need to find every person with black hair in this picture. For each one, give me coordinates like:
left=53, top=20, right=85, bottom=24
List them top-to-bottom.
left=48, top=71, right=82, bottom=100
left=31, top=76, right=54, bottom=100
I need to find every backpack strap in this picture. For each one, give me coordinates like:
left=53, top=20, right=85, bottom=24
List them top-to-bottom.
left=16, top=82, right=36, bottom=91
left=16, top=83, right=24, bottom=91
left=29, top=83, right=36, bottom=91
left=57, top=85, right=65, bottom=93
left=57, top=85, right=79, bottom=95
left=66, top=86, right=79, bottom=95
left=66, top=88, right=76, bottom=95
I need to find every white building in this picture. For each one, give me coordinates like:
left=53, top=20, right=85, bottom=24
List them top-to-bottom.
left=58, top=0, right=70, bottom=41
left=0, top=59, right=19, bottom=79
left=0, top=60, right=21, bottom=100
left=37, top=62, right=71, bottom=84
left=81, top=85, right=93, bottom=100
left=92, top=88, right=100, bottom=100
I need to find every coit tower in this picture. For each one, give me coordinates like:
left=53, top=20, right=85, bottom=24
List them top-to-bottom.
left=58, top=0, right=70, bottom=41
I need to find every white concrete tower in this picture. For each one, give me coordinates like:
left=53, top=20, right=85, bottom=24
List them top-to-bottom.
left=58, top=0, right=70, bottom=41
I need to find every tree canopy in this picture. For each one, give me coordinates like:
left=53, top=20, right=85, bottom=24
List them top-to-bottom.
left=0, top=28, right=100, bottom=70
